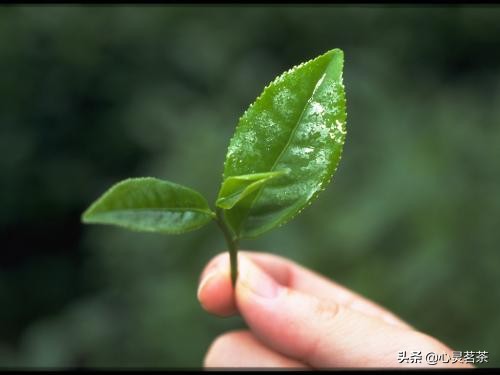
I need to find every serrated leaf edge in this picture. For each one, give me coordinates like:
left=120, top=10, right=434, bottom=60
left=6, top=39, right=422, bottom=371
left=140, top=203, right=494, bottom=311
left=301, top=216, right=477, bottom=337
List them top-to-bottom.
left=220, top=49, right=342, bottom=184
left=239, top=51, right=347, bottom=238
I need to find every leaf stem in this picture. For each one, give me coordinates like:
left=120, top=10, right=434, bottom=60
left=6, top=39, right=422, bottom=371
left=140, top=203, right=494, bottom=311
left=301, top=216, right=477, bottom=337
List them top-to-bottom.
left=215, top=208, right=239, bottom=287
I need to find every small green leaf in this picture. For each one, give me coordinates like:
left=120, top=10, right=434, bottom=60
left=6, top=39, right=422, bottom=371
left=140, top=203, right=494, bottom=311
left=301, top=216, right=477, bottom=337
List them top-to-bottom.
left=221, top=49, right=347, bottom=238
left=216, top=170, right=289, bottom=210
left=82, top=177, right=215, bottom=234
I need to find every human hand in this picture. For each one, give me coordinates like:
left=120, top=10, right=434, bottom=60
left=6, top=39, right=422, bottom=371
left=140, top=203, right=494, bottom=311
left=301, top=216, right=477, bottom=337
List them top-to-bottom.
left=197, top=251, right=473, bottom=369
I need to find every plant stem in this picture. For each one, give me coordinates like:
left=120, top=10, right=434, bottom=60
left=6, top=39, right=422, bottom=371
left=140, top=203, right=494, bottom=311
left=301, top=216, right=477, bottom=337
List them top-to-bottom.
left=215, top=208, right=239, bottom=287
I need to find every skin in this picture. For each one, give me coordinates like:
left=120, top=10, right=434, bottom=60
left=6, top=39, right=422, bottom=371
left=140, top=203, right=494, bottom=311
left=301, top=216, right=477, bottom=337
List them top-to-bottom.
left=197, top=251, right=474, bottom=369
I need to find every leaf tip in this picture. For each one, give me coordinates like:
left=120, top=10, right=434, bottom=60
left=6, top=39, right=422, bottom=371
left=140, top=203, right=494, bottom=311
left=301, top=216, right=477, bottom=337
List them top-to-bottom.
left=326, top=48, right=344, bottom=59
left=215, top=198, right=231, bottom=210
left=81, top=205, right=99, bottom=225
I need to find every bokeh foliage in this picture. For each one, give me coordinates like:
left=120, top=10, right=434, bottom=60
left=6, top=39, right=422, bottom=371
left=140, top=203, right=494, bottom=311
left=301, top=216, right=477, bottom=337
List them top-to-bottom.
left=1, top=6, right=499, bottom=367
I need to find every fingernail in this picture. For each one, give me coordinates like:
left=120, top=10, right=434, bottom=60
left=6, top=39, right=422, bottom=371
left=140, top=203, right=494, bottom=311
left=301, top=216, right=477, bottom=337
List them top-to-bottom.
left=197, top=254, right=230, bottom=300
left=239, top=256, right=279, bottom=299
left=197, top=268, right=218, bottom=301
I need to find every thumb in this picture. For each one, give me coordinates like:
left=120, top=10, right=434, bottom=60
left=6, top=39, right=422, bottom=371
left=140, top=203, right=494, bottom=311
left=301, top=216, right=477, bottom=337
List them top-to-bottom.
left=235, top=255, right=463, bottom=369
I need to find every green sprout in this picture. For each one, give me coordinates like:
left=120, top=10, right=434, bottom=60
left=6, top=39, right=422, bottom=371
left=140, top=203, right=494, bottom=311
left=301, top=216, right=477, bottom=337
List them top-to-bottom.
left=82, top=49, right=347, bottom=287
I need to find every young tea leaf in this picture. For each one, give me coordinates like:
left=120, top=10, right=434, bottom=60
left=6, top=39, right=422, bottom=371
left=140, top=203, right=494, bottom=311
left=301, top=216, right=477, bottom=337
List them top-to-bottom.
left=221, top=49, right=347, bottom=238
left=216, top=170, right=289, bottom=210
left=82, top=177, right=215, bottom=234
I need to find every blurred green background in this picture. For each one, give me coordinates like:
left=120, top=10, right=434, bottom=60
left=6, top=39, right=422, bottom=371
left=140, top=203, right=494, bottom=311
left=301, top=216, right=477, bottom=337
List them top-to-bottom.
left=1, top=5, right=499, bottom=368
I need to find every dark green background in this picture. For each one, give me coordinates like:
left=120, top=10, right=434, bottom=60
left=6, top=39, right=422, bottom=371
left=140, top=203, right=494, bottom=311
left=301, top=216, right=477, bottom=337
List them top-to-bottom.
left=1, top=6, right=499, bottom=368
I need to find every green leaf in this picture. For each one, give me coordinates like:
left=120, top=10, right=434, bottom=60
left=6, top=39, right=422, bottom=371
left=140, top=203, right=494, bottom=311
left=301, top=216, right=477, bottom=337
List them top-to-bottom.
left=221, top=49, right=347, bottom=238
left=216, top=170, right=289, bottom=210
left=82, top=177, right=215, bottom=234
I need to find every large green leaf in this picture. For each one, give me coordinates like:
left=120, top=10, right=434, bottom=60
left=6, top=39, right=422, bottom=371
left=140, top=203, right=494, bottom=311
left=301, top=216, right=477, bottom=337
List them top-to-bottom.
left=221, top=49, right=347, bottom=238
left=216, top=170, right=289, bottom=210
left=82, top=177, right=215, bottom=234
